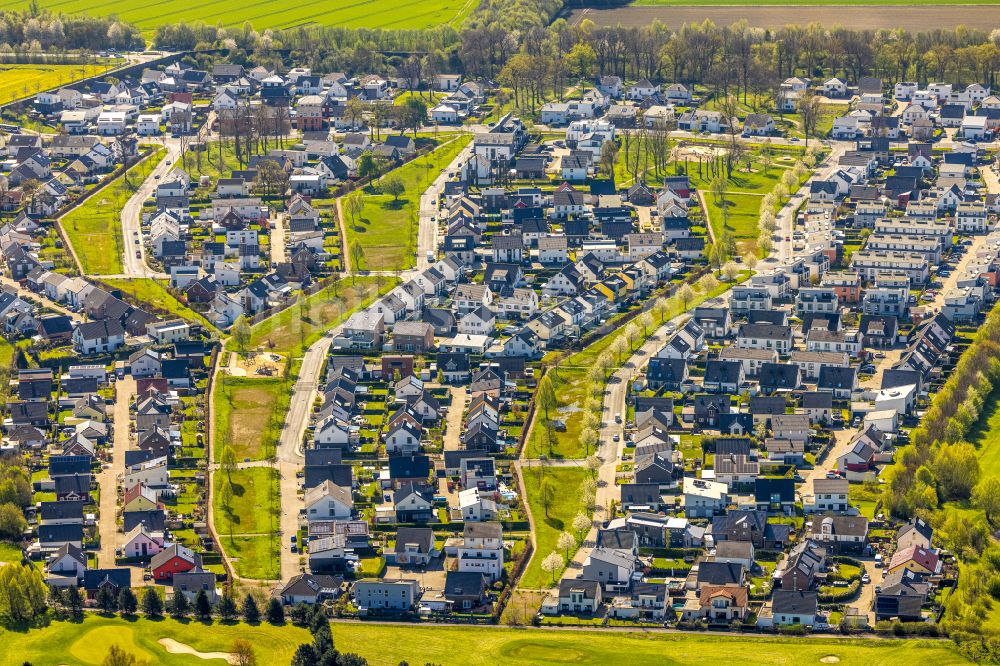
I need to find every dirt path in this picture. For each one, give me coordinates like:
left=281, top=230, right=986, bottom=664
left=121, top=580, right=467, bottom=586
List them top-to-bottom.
left=442, top=385, right=467, bottom=452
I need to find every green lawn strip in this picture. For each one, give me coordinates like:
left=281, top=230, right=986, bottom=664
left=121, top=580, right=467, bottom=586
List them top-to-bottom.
left=347, top=135, right=471, bottom=271
left=61, top=146, right=165, bottom=275
left=527, top=272, right=749, bottom=459
left=230, top=275, right=393, bottom=357
left=101, top=278, right=218, bottom=332
left=0, top=336, right=13, bottom=368
left=213, top=377, right=289, bottom=462
left=969, top=384, right=1000, bottom=478
left=520, top=466, right=591, bottom=589
left=213, top=467, right=279, bottom=535
left=225, top=534, right=282, bottom=579
left=0, top=615, right=970, bottom=665
left=0, top=615, right=309, bottom=665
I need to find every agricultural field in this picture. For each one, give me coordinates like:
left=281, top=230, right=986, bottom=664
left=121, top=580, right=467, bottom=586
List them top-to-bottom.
left=12, top=0, right=476, bottom=34
left=568, top=5, right=1000, bottom=31
left=0, top=60, right=120, bottom=105
left=345, top=135, right=470, bottom=271
left=60, top=147, right=165, bottom=275
left=231, top=275, right=390, bottom=358
left=101, top=278, right=218, bottom=331
left=213, top=376, right=289, bottom=462
left=0, top=615, right=969, bottom=666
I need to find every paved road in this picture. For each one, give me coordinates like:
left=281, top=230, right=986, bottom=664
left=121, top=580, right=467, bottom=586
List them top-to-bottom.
left=266, top=137, right=475, bottom=583
left=119, top=140, right=180, bottom=279
left=0, top=275, right=82, bottom=321
left=97, top=376, right=135, bottom=568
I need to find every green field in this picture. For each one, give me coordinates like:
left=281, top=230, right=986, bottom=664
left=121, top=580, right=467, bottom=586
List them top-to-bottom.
left=12, top=0, right=475, bottom=34
left=632, top=0, right=997, bottom=4
left=0, top=60, right=120, bottom=105
left=347, top=135, right=470, bottom=271
left=61, top=147, right=165, bottom=275
left=231, top=275, right=390, bottom=358
left=102, top=278, right=218, bottom=332
left=213, top=377, right=289, bottom=462
left=520, top=465, right=591, bottom=589
left=213, top=466, right=279, bottom=536
left=0, top=616, right=970, bottom=666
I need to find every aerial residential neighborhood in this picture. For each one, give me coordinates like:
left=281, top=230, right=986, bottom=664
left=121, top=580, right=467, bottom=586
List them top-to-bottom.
left=0, top=3, right=999, bottom=665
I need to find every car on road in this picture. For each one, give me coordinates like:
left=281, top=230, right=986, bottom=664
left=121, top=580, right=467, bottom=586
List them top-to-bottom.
left=135, top=251, right=141, bottom=258
left=615, top=413, right=622, bottom=423
left=612, top=434, right=620, bottom=442
left=862, top=573, right=871, bottom=584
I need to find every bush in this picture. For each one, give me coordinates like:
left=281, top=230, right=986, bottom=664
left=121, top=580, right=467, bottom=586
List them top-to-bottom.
left=819, top=580, right=860, bottom=603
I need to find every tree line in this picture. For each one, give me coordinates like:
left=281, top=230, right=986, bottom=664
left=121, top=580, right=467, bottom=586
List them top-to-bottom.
left=0, top=8, right=142, bottom=53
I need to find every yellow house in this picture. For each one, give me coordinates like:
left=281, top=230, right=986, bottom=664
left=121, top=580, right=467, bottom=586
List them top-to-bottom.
left=122, top=483, right=158, bottom=513
left=886, top=545, right=940, bottom=576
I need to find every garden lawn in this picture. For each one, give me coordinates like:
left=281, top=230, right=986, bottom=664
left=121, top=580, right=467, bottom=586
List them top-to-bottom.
left=0, top=60, right=120, bottom=104
left=347, top=135, right=470, bottom=271
left=61, top=147, right=165, bottom=275
left=233, top=275, right=390, bottom=357
left=101, top=278, right=217, bottom=331
left=0, top=335, right=13, bottom=368
left=213, top=377, right=288, bottom=461
left=969, top=385, right=1000, bottom=479
left=520, top=466, right=591, bottom=589
left=213, top=467, right=279, bottom=535
left=0, top=540, right=22, bottom=564
left=0, top=615, right=971, bottom=665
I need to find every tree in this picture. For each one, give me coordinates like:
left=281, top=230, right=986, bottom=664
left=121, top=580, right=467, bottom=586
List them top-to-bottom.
left=799, top=92, right=822, bottom=148
left=398, top=96, right=427, bottom=137
left=344, top=97, right=366, bottom=130
left=599, top=140, right=618, bottom=179
left=356, top=151, right=379, bottom=181
left=254, top=159, right=287, bottom=201
left=381, top=174, right=405, bottom=202
left=710, top=175, right=727, bottom=205
left=344, top=190, right=365, bottom=231
left=349, top=240, right=365, bottom=274
left=742, top=253, right=759, bottom=270
left=722, top=261, right=740, bottom=282
left=699, top=273, right=720, bottom=295
left=677, top=283, right=695, bottom=311
left=654, top=297, right=670, bottom=323
left=639, top=311, right=654, bottom=337
left=232, top=316, right=251, bottom=353
left=624, top=322, right=640, bottom=350
left=611, top=336, right=629, bottom=364
left=537, top=374, right=556, bottom=422
left=580, top=428, right=599, bottom=456
left=934, top=441, right=981, bottom=501
left=220, top=444, right=237, bottom=483
left=586, top=454, right=602, bottom=477
left=974, top=476, right=1000, bottom=526
left=540, top=477, right=556, bottom=517
left=0, top=502, right=26, bottom=539
left=572, top=512, right=592, bottom=540
left=557, top=531, right=576, bottom=558
left=540, top=551, right=562, bottom=582
left=0, top=563, right=47, bottom=621
left=66, top=583, right=83, bottom=618
left=96, top=585, right=117, bottom=614
left=118, top=587, right=138, bottom=616
left=141, top=587, right=162, bottom=618
left=169, top=589, right=189, bottom=618
left=194, top=589, right=213, bottom=620
left=217, top=591, right=238, bottom=622
left=241, top=593, right=260, bottom=624
left=266, top=597, right=285, bottom=624
left=231, top=639, right=257, bottom=666
left=292, top=643, right=318, bottom=666
left=102, top=645, right=142, bottom=666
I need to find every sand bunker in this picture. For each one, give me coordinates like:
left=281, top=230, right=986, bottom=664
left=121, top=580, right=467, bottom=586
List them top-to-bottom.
left=158, top=638, right=233, bottom=663
left=820, top=657, right=841, bottom=664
